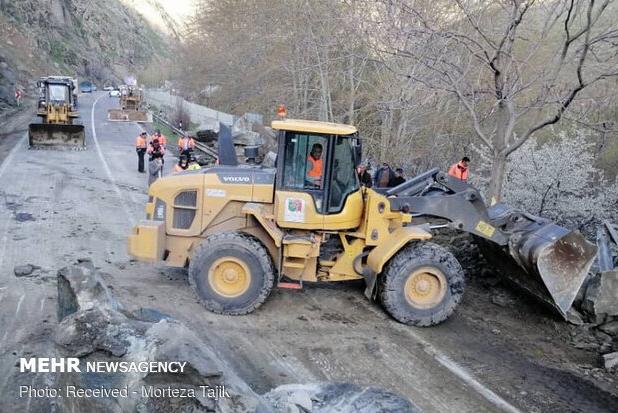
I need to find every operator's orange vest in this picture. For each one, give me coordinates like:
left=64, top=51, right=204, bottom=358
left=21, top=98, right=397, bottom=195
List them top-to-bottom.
left=307, top=156, right=323, bottom=178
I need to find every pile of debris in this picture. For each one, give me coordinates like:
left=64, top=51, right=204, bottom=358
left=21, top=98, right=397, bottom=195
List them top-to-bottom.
left=448, top=221, right=618, bottom=372
left=45, top=259, right=416, bottom=413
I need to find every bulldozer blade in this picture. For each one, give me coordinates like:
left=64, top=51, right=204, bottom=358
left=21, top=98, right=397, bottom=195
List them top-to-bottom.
left=107, top=109, right=152, bottom=123
left=28, top=123, right=85, bottom=149
left=478, top=224, right=597, bottom=318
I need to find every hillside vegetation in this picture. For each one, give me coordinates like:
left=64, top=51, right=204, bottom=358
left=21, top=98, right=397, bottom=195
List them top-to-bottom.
left=0, top=0, right=170, bottom=110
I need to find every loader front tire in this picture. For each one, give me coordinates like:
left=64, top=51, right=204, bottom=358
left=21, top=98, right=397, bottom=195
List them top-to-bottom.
left=189, top=232, right=275, bottom=315
left=380, top=242, right=464, bottom=326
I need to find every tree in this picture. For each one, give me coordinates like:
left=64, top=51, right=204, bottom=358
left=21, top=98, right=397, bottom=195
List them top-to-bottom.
left=367, top=0, right=618, bottom=201
left=502, top=130, right=618, bottom=231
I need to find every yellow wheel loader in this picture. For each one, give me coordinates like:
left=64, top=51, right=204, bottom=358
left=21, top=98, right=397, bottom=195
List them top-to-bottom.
left=29, top=77, right=85, bottom=149
left=108, top=85, right=152, bottom=123
left=128, top=118, right=597, bottom=326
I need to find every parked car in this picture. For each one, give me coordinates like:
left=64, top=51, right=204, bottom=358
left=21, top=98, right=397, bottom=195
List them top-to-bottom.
left=80, top=82, right=93, bottom=93
left=103, top=86, right=114, bottom=91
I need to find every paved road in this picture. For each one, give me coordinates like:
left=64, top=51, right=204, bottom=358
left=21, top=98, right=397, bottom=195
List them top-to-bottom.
left=0, top=93, right=615, bottom=412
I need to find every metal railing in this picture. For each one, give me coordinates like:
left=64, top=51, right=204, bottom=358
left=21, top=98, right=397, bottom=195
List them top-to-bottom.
left=151, top=112, right=218, bottom=159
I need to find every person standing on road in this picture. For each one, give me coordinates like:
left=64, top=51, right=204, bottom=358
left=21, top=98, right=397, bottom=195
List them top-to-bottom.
left=15, top=89, right=22, bottom=107
left=152, top=129, right=167, bottom=148
left=135, top=132, right=148, bottom=173
left=177, top=133, right=195, bottom=157
left=148, top=138, right=165, bottom=185
left=148, top=138, right=166, bottom=161
left=448, top=157, right=470, bottom=181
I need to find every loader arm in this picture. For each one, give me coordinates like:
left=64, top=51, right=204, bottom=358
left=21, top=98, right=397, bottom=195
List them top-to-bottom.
left=385, top=169, right=597, bottom=319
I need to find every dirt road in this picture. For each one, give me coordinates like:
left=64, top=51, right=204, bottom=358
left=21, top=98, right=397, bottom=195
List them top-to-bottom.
left=0, top=93, right=616, bottom=412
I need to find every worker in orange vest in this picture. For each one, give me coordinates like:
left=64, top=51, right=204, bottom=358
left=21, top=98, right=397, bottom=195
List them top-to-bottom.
left=152, top=129, right=167, bottom=148
left=135, top=131, right=148, bottom=173
left=177, top=133, right=195, bottom=157
left=306, top=143, right=324, bottom=188
left=448, top=157, right=470, bottom=181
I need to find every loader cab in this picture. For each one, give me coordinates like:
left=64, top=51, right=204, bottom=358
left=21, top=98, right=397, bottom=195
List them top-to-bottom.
left=40, top=79, right=75, bottom=108
left=272, top=119, right=364, bottom=230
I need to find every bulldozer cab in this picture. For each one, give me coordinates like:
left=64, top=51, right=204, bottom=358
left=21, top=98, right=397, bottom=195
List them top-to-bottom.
left=272, top=119, right=364, bottom=230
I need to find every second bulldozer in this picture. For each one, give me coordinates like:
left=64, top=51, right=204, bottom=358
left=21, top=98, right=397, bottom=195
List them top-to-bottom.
left=29, top=76, right=85, bottom=149
left=108, top=85, right=151, bottom=122
left=128, top=118, right=597, bottom=326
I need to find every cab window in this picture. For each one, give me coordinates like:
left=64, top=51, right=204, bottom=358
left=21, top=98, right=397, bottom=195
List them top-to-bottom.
left=282, top=132, right=328, bottom=191
left=328, top=136, right=359, bottom=213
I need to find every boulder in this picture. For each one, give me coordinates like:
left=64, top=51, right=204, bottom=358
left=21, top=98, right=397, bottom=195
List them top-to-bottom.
left=56, top=259, right=121, bottom=321
left=53, top=261, right=265, bottom=413
left=14, top=264, right=40, bottom=277
left=582, top=270, right=618, bottom=318
left=598, top=320, right=618, bottom=336
left=602, top=352, right=618, bottom=370
left=263, top=383, right=420, bottom=413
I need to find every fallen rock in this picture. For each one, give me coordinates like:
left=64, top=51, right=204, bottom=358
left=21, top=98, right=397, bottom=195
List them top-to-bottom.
left=262, top=151, right=277, bottom=168
left=56, top=259, right=120, bottom=321
left=53, top=261, right=265, bottom=413
left=14, top=264, right=40, bottom=277
left=582, top=270, right=618, bottom=318
left=491, top=291, right=515, bottom=308
left=566, top=308, right=585, bottom=326
left=598, top=320, right=618, bottom=336
left=571, top=327, right=601, bottom=351
left=602, top=352, right=618, bottom=370
left=263, top=383, right=420, bottom=413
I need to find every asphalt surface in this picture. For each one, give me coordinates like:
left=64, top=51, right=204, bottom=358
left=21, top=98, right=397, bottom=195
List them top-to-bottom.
left=0, top=92, right=616, bottom=412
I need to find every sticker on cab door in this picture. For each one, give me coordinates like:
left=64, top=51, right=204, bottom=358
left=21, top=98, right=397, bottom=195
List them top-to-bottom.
left=206, top=189, right=226, bottom=197
left=284, top=198, right=305, bottom=222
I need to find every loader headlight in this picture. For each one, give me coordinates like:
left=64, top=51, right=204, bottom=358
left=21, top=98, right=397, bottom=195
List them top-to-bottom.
left=154, top=199, right=166, bottom=221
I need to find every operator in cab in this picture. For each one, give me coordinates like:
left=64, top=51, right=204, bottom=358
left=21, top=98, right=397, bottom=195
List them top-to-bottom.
left=306, top=143, right=323, bottom=188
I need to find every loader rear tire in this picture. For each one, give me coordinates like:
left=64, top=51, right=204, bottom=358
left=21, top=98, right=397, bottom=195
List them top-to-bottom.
left=189, top=232, right=275, bottom=315
left=380, top=242, right=464, bottom=326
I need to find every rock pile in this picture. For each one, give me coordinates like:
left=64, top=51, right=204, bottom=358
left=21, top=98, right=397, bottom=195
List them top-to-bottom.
left=52, top=260, right=418, bottom=412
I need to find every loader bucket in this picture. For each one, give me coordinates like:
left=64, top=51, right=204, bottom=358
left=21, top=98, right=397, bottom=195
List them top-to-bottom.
left=108, top=109, right=152, bottom=123
left=28, top=123, right=86, bottom=149
left=478, top=223, right=597, bottom=318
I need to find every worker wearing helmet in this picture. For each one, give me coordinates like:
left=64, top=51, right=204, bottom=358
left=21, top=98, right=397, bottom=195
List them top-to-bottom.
left=152, top=129, right=167, bottom=148
left=135, top=131, right=148, bottom=173
left=178, top=133, right=195, bottom=157
left=147, top=138, right=165, bottom=161
left=306, top=143, right=323, bottom=188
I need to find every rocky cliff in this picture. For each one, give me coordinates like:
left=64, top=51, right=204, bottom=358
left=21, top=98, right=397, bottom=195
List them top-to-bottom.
left=0, top=0, right=171, bottom=111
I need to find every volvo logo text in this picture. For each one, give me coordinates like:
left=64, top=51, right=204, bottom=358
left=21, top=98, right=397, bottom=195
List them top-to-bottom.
left=221, top=176, right=251, bottom=183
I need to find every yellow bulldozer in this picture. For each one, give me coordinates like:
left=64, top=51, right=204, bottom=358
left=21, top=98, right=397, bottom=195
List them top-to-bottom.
left=29, top=76, right=85, bottom=149
left=108, top=85, right=151, bottom=122
left=128, top=117, right=597, bottom=326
